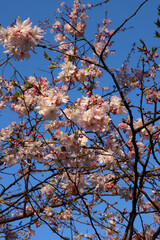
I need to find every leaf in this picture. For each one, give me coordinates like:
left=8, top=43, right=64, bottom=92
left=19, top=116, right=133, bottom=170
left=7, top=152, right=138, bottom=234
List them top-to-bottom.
left=156, top=5, right=160, bottom=16
left=155, top=18, right=160, bottom=28
left=155, top=31, right=160, bottom=38
left=139, top=39, right=146, bottom=51
left=140, top=39, right=145, bottom=45
left=137, top=46, right=144, bottom=52
left=152, top=47, right=158, bottom=54
left=43, top=51, right=49, bottom=59
left=44, top=51, right=50, bottom=60
left=68, top=55, right=73, bottom=62
left=140, top=57, right=147, bottom=62
left=49, top=62, right=58, bottom=69
left=11, top=81, right=17, bottom=87
left=24, top=82, right=33, bottom=90
left=78, top=87, right=83, bottom=91
left=15, top=90, right=22, bottom=98
left=71, top=104, right=77, bottom=109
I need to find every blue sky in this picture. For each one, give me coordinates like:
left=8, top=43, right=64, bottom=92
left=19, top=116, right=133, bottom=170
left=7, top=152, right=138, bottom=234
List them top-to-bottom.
left=0, top=0, right=159, bottom=239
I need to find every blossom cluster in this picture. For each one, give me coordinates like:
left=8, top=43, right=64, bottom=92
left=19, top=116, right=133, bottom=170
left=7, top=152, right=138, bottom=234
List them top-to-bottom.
left=0, top=17, right=43, bottom=60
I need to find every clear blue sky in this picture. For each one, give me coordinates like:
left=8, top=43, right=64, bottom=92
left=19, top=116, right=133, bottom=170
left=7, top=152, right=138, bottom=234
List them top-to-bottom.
left=0, top=0, right=159, bottom=239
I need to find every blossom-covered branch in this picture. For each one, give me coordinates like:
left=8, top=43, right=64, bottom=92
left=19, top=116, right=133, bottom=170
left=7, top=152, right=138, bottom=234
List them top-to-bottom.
left=0, top=1, right=160, bottom=240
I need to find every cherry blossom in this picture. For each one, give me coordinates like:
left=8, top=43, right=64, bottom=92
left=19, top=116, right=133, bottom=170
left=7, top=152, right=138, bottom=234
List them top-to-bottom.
left=0, top=1, right=160, bottom=239
left=0, top=17, right=43, bottom=60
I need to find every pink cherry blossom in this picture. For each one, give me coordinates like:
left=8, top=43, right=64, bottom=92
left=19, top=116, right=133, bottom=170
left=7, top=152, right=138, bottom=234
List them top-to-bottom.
left=0, top=17, right=43, bottom=60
